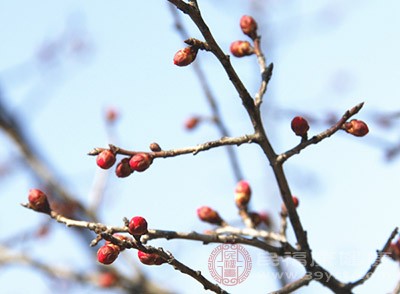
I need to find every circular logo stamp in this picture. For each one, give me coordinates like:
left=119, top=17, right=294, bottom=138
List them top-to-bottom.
left=208, top=244, right=252, bottom=286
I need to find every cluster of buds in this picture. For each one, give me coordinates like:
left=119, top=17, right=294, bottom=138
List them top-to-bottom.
left=230, top=15, right=258, bottom=58
left=173, top=46, right=199, bottom=67
left=291, top=116, right=310, bottom=138
left=343, top=119, right=369, bottom=137
left=95, top=149, right=153, bottom=178
left=234, top=180, right=251, bottom=209
left=28, top=189, right=51, bottom=214
left=281, top=196, right=300, bottom=215
left=197, top=206, right=224, bottom=226
left=137, top=251, right=167, bottom=266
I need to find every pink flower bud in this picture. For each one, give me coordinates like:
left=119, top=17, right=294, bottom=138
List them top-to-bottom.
left=240, top=15, right=258, bottom=38
left=230, top=41, right=254, bottom=57
left=173, top=46, right=198, bottom=66
left=105, top=107, right=119, bottom=123
left=291, top=116, right=310, bottom=137
left=185, top=117, right=200, bottom=130
left=344, top=119, right=369, bottom=137
left=96, top=150, right=116, bottom=169
left=129, top=153, right=152, bottom=172
left=115, top=158, right=133, bottom=178
left=234, top=180, right=251, bottom=208
left=28, top=189, right=51, bottom=213
left=197, top=206, right=224, bottom=225
left=128, top=216, right=148, bottom=236
left=97, top=244, right=120, bottom=265
left=137, top=251, right=167, bottom=266
left=98, top=271, right=118, bottom=288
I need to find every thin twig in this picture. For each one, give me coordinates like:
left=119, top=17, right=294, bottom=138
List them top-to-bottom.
left=277, top=102, right=365, bottom=164
left=88, top=134, right=257, bottom=158
left=346, top=227, right=399, bottom=289
left=269, top=274, right=313, bottom=294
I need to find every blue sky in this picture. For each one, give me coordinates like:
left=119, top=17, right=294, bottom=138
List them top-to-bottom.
left=1, top=1, right=400, bottom=293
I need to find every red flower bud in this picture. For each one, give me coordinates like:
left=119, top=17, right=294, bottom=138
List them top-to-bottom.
left=240, top=15, right=258, bottom=38
left=230, top=41, right=254, bottom=57
left=173, top=46, right=198, bottom=66
left=291, top=116, right=310, bottom=137
left=185, top=117, right=200, bottom=130
left=344, top=119, right=369, bottom=137
left=96, top=150, right=116, bottom=169
left=129, top=153, right=152, bottom=172
left=115, top=158, right=133, bottom=178
left=235, top=180, right=251, bottom=208
left=28, top=189, right=51, bottom=213
left=281, top=196, right=300, bottom=215
left=197, top=206, right=224, bottom=225
left=128, top=216, right=148, bottom=236
left=388, top=240, right=400, bottom=261
left=97, top=244, right=120, bottom=265
left=137, top=251, right=167, bottom=266
left=98, top=271, right=118, bottom=288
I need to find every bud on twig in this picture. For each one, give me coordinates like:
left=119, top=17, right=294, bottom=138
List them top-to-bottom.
left=240, top=15, right=258, bottom=39
left=230, top=41, right=254, bottom=57
left=173, top=46, right=198, bottom=66
left=291, top=116, right=310, bottom=137
left=343, top=119, right=369, bottom=137
left=149, top=142, right=162, bottom=152
left=96, top=150, right=116, bottom=169
left=129, top=153, right=152, bottom=172
left=115, top=158, right=133, bottom=178
left=234, top=180, right=251, bottom=209
left=28, top=189, right=51, bottom=214
left=197, top=206, right=224, bottom=225
left=128, top=216, right=148, bottom=236
left=97, top=244, right=120, bottom=265
left=137, top=251, right=167, bottom=266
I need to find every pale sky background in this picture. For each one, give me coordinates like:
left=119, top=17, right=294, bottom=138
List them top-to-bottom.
left=1, top=1, right=400, bottom=293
